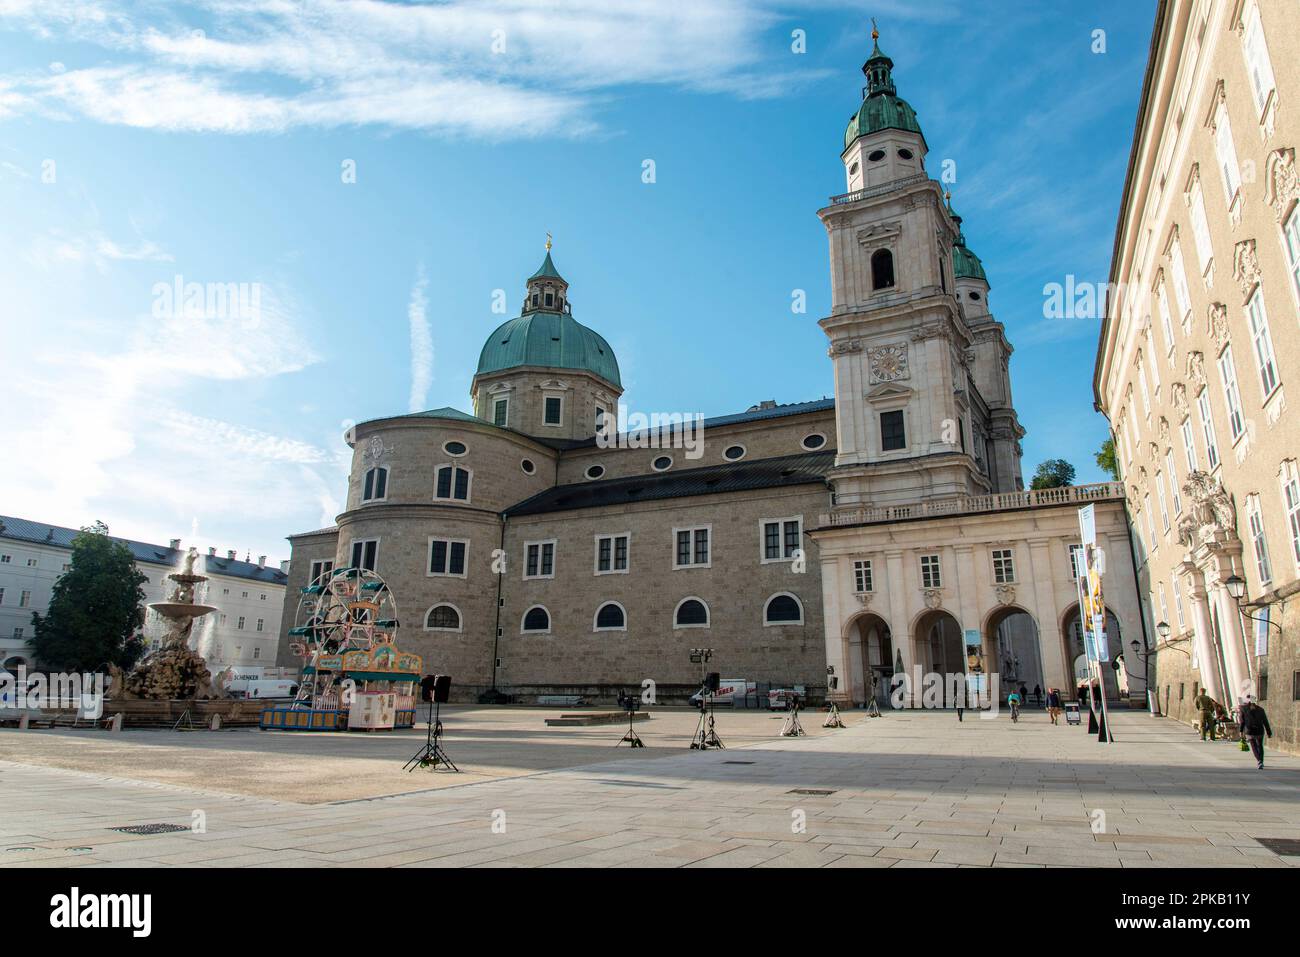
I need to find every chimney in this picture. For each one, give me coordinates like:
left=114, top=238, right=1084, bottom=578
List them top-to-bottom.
left=169, top=538, right=181, bottom=550
left=208, top=547, right=217, bottom=556
left=227, top=550, right=236, bottom=560
left=257, top=555, right=266, bottom=567
left=280, top=560, right=290, bottom=573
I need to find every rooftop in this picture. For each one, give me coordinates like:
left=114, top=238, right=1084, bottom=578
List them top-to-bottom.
left=0, top=515, right=288, bottom=585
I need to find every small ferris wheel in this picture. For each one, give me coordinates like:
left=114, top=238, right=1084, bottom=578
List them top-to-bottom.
left=287, top=565, right=401, bottom=711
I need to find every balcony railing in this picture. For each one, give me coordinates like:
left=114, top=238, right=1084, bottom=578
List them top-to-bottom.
left=829, top=173, right=929, bottom=206
left=817, top=481, right=1125, bottom=528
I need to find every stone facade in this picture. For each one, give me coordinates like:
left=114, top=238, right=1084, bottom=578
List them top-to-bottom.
left=1096, top=0, right=1300, bottom=751
left=278, top=34, right=1143, bottom=710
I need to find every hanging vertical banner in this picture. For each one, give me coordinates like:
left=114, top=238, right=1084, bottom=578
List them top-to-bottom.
left=1078, top=505, right=1108, bottom=662
left=963, top=628, right=986, bottom=703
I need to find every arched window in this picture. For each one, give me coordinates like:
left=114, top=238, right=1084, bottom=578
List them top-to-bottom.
left=871, top=248, right=895, bottom=290
left=435, top=465, right=471, bottom=501
left=362, top=466, right=388, bottom=502
left=764, top=593, right=803, bottom=625
left=674, top=597, right=709, bottom=628
left=594, top=602, right=626, bottom=631
left=425, top=604, right=461, bottom=632
left=522, top=605, right=551, bottom=634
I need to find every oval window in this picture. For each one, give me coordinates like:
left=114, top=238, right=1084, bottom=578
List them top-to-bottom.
left=898, top=148, right=914, bottom=160
left=868, top=149, right=886, bottom=162
left=849, top=162, right=859, bottom=176
left=969, top=292, right=982, bottom=301
left=801, top=433, right=827, bottom=450
left=443, top=441, right=467, bottom=456
left=724, top=445, right=746, bottom=461
left=652, top=455, right=672, bottom=472
left=520, top=459, right=536, bottom=475
left=585, top=465, right=605, bottom=480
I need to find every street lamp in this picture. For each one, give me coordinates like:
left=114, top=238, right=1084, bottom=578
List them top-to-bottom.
left=1223, top=573, right=1282, bottom=648
left=1156, top=620, right=1171, bottom=639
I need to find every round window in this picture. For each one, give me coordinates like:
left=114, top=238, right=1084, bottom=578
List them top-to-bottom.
left=898, top=148, right=914, bottom=160
left=868, top=149, right=886, bottom=162
left=969, top=292, right=982, bottom=301
left=801, top=433, right=827, bottom=450
left=443, top=440, right=467, bottom=456
left=724, top=445, right=746, bottom=461
left=652, top=455, right=672, bottom=472
left=520, top=459, right=536, bottom=475
left=585, top=465, right=605, bottom=480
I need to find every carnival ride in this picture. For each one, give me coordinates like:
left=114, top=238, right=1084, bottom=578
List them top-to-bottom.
left=260, top=566, right=421, bottom=731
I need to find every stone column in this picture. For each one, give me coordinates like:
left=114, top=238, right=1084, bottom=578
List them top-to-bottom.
left=1027, top=538, right=1069, bottom=690
left=885, top=548, right=914, bottom=707
left=820, top=555, right=851, bottom=705
left=1183, top=568, right=1224, bottom=703
left=1210, top=580, right=1252, bottom=705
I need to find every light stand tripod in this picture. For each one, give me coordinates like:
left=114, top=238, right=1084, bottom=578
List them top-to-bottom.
left=689, top=689, right=725, bottom=750
left=403, top=697, right=459, bottom=772
left=780, top=697, right=805, bottom=736
left=823, top=702, right=845, bottom=728
left=617, top=708, right=644, bottom=748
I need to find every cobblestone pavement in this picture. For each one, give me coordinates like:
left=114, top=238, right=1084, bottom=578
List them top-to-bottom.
left=2, top=709, right=1298, bottom=868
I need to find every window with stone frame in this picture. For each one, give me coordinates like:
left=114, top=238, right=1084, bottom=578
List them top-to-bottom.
left=1240, top=2, right=1277, bottom=117
left=1283, top=206, right=1300, bottom=307
left=1245, top=290, right=1279, bottom=399
left=1217, top=346, right=1245, bottom=442
left=1197, top=388, right=1220, bottom=470
left=543, top=395, right=563, bottom=427
left=493, top=396, right=509, bottom=427
left=880, top=409, right=906, bottom=451
left=1282, top=460, right=1300, bottom=570
left=435, top=464, right=471, bottom=501
left=362, top=466, right=388, bottom=502
left=1245, top=493, right=1273, bottom=586
left=761, top=518, right=802, bottom=562
left=674, top=526, right=710, bottom=568
left=595, top=533, right=629, bottom=574
left=350, top=538, right=378, bottom=571
left=428, top=538, right=467, bottom=577
left=524, top=541, right=555, bottom=579
left=991, top=548, right=1015, bottom=584
left=920, top=553, right=942, bottom=589
left=853, top=559, right=873, bottom=594
left=674, top=598, right=709, bottom=627
left=426, top=604, right=461, bottom=631
left=522, top=606, right=550, bottom=633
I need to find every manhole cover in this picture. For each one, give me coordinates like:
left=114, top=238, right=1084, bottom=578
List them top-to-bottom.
left=788, top=788, right=837, bottom=796
left=109, top=824, right=190, bottom=835
left=1256, top=837, right=1300, bottom=856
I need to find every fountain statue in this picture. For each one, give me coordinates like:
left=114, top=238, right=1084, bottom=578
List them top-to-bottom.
left=121, top=546, right=221, bottom=700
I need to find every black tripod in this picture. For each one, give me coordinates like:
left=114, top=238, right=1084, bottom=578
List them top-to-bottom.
left=689, top=691, right=725, bottom=750
left=403, top=697, right=459, bottom=772
left=617, top=707, right=644, bottom=748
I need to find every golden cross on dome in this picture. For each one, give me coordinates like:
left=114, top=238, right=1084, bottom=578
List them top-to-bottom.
left=871, top=18, right=879, bottom=40
left=545, top=232, right=552, bottom=251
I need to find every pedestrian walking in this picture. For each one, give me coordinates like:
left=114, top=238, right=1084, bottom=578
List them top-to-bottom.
left=1033, top=684, right=1042, bottom=707
left=1046, top=687, right=1062, bottom=724
left=1193, top=690, right=1219, bottom=741
left=1238, top=696, right=1273, bottom=769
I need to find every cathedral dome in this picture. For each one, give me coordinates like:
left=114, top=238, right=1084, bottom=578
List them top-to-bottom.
left=843, top=36, right=924, bottom=150
left=476, top=247, right=620, bottom=387
left=476, top=312, right=621, bottom=387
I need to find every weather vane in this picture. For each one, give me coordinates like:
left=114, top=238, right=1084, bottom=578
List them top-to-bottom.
left=871, top=18, right=879, bottom=40
left=545, top=232, right=552, bottom=251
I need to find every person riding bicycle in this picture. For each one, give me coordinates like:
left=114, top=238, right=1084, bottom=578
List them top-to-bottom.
left=1007, top=690, right=1022, bottom=721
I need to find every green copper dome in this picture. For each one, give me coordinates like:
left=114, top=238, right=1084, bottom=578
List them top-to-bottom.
left=844, top=37, right=924, bottom=150
left=947, top=201, right=988, bottom=283
left=476, top=312, right=621, bottom=387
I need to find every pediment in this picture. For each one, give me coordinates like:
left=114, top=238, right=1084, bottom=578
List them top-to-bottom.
left=865, top=382, right=913, bottom=402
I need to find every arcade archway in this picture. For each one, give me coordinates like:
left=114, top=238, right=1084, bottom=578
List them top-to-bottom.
left=1061, top=604, right=1123, bottom=701
left=985, top=605, right=1044, bottom=705
left=914, top=609, right=964, bottom=707
left=846, top=612, right=893, bottom=708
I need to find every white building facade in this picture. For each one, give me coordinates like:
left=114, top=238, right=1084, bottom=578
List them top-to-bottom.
left=0, top=516, right=289, bottom=673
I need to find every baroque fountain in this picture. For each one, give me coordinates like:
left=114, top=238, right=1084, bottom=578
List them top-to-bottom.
left=118, top=546, right=220, bottom=700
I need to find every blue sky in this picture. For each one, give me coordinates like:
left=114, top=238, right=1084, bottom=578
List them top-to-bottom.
left=0, top=0, right=1154, bottom=562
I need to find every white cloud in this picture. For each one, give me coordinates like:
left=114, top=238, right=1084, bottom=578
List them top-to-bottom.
left=0, top=0, right=826, bottom=137
left=29, top=227, right=173, bottom=272
left=406, top=264, right=433, bottom=413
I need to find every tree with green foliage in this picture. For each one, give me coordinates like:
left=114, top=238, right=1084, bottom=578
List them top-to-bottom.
left=1095, top=437, right=1120, bottom=481
left=1029, top=458, right=1077, bottom=490
left=29, top=522, right=147, bottom=672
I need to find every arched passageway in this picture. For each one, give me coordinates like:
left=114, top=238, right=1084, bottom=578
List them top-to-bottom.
left=847, top=612, right=893, bottom=709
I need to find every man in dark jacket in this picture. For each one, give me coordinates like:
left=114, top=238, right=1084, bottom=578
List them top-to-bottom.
left=1238, top=697, right=1273, bottom=769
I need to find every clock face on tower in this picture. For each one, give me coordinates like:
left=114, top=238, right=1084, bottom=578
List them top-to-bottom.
left=869, top=343, right=909, bottom=382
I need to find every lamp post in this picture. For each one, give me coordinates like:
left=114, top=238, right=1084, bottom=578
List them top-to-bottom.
left=1223, top=574, right=1282, bottom=654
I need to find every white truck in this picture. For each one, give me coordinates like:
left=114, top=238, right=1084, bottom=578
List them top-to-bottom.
left=226, top=678, right=298, bottom=699
left=689, top=679, right=754, bottom=708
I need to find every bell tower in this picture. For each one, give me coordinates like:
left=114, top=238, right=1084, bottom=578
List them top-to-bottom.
left=819, top=27, right=989, bottom=507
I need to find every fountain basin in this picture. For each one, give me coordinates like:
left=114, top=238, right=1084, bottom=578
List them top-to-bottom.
left=147, top=601, right=220, bottom=619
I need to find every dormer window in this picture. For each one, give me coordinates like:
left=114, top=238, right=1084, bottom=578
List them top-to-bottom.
left=545, top=292, right=554, bottom=307
left=531, top=293, right=539, bottom=307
